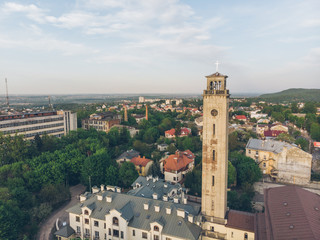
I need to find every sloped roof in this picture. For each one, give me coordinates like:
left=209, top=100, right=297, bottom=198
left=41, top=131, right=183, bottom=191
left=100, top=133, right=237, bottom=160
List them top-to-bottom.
left=205, top=72, right=227, bottom=78
left=235, top=115, right=247, bottom=120
left=263, top=130, right=286, bottom=137
left=246, top=139, right=292, bottom=154
left=116, top=149, right=140, bottom=160
left=164, top=150, right=194, bottom=172
left=131, top=156, right=152, bottom=167
left=263, top=186, right=320, bottom=240
left=67, top=190, right=201, bottom=240
left=226, top=210, right=255, bottom=232
left=54, top=225, right=75, bottom=238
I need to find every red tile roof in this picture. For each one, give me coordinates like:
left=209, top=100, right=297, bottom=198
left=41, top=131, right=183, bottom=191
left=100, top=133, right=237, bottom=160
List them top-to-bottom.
left=235, top=115, right=247, bottom=120
left=165, top=128, right=176, bottom=136
left=165, top=128, right=191, bottom=137
left=263, top=130, right=285, bottom=137
left=314, top=142, right=320, bottom=148
left=163, top=150, right=194, bottom=172
left=130, top=156, right=151, bottom=167
left=263, top=186, right=320, bottom=240
left=226, top=210, right=255, bottom=232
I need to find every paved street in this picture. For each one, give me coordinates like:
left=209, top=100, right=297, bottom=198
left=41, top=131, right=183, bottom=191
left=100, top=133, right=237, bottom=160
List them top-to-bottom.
left=36, top=184, right=86, bottom=240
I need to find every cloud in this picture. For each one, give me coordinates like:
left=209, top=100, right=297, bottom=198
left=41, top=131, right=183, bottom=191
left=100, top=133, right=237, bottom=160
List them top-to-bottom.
left=2, top=2, right=47, bottom=23
left=300, top=19, right=320, bottom=28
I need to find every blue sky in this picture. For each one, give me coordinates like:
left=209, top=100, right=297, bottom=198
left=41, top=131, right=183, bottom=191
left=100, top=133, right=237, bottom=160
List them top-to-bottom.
left=0, top=0, right=319, bottom=94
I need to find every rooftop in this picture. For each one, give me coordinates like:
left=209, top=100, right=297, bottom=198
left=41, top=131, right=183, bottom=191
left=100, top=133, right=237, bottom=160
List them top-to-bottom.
left=246, top=138, right=292, bottom=154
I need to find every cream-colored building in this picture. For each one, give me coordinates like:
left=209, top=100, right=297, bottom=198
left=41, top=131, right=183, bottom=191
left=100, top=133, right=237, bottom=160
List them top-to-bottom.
left=0, top=110, right=77, bottom=140
left=82, top=112, right=121, bottom=133
left=246, top=138, right=312, bottom=185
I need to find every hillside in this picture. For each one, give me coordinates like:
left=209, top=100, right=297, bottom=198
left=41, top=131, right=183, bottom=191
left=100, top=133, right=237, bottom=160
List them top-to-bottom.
left=258, top=88, right=320, bottom=102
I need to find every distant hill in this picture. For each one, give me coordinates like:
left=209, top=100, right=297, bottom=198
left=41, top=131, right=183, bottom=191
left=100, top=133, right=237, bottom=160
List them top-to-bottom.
left=258, top=88, right=320, bottom=102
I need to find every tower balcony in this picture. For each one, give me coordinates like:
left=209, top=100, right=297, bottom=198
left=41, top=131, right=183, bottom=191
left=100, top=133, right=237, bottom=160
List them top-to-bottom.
left=203, top=89, right=229, bottom=96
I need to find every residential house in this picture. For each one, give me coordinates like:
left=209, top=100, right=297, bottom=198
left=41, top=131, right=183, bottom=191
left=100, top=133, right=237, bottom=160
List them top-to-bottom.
left=234, top=115, right=247, bottom=122
left=164, top=128, right=191, bottom=138
left=246, top=139, right=312, bottom=185
left=157, top=144, right=168, bottom=152
left=116, top=149, right=140, bottom=164
left=162, top=150, right=195, bottom=183
left=130, top=156, right=153, bottom=176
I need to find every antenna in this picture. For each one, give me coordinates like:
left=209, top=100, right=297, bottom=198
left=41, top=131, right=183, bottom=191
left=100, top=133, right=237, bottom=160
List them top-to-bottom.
left=5, top=78, right=9, bottom=108
left=48, top=96, right=51, bottom=110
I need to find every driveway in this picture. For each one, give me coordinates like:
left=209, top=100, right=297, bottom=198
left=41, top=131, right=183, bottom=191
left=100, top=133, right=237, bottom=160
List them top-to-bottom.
left=36, top=184, right=86, bottom=240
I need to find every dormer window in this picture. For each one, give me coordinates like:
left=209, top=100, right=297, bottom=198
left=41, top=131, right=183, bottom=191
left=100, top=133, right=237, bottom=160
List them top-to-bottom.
left=84, top=210, right=89, bottom=215
left=113, top=217, right=119, bottom=226
left=154, top=226, right=159, bottom=232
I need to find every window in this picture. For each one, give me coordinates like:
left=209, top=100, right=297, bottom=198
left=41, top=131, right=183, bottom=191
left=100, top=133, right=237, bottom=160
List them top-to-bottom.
left=213, top=124, right=215, bottom=136
left=213, top=150, right=215, bottom=161
left=248, top=150, right=251, bottom=154
left=256, top=151, right=258, bottom=155
left=264, top=155, right=266, bottom=160
left=263, top=163, right=266, bottom=167
left=212, top=176, right=215, bottom=186
left=173, top=177, right=176, bottom=181
left=84, top=210, right=89, bottom=215
left=76, top=216, right=80, bottom=222
left=112, top=217, right=119, bottom=226
left=85, top=218, right=89, bottom=224
left=94, top=221, right=99, bottom=227
left=104, top=223, right=106, bottom=229
left=76, top=226, right=81, bottom=234
left=154, top=226, right=159, bottom=231
left=211, top=226, right=214, bottom=232
left=108, top=228, right=111, bottom=235
left=85, top=229, right=90, bottom=236
left=113, top=229, right=119, bottom=237
left=133, top=230, right=135, bottom=236
left=95, top=231, right=99, bottom=238
left=121, top=231, right=124, bottom=239
left=142, top=232, right=148, bottom=239
left=231, top=232, right=233, bottom=238
left=104, top=233, right=107, bottom=239
left=244, top=233, right=248, bottom=240
left=154, top=235, right=159, bottom=240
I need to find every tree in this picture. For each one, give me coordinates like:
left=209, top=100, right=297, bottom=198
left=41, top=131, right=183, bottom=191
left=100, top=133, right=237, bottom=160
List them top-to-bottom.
left=291, top=102, right=298, bottom=113
left=303, top=102, right=316, bottom=114
left=175, top=122, right=181, bottom=137
left=310, top=123, right=320, bottom=141
left=276, top=133, right=295, bottom=144
left=295, top=138, right=309, bottom=152
left=167, top=144, right=177, bottom=154
left=230, top=152, right=262, bottom=187
left=147, top=161, right=162, bottom=178
left=228, top=161, right=236, bottom=187
left=119, top=162, right=139, bottom=188
left=184, top=164, right=202, bottom=196
left=106, top=165, right=119, bottom=186
left=0, top=200, right=24, bottom=240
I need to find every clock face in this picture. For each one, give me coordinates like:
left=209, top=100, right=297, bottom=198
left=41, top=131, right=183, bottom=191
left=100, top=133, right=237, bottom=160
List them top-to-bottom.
left=211, top=109, right=218, bottom=116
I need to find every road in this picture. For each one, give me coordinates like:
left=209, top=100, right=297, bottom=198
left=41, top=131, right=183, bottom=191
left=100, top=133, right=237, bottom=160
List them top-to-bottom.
left=36, top=184, right=86, bottom=240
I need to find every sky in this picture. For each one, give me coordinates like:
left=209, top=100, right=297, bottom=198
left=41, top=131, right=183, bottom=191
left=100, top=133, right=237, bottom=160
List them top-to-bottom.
left=0, top=0, right=319, bottom=95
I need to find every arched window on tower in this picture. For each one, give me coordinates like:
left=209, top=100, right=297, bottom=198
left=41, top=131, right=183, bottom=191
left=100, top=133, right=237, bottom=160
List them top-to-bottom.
left=210, top=81, right=213, bottom=90
left=244, top=233, right=248, bottom=240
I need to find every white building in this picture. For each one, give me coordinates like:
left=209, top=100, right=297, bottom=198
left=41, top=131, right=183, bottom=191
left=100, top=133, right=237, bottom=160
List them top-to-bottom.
left=139, top=96, right=145, bottom=103
left=0, top=110, right=77, bottom=140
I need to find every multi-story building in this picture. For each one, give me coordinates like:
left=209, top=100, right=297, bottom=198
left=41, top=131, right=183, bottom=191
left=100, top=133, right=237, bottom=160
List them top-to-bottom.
left=0, top=110, right=77, bottom=140
left=82, top=112, right=121, bottom=133
left=246, top=138, right=312, bottom=184
left=162, top=150, right=195, bottom=183
left=130, top=156, right=153, bottom=176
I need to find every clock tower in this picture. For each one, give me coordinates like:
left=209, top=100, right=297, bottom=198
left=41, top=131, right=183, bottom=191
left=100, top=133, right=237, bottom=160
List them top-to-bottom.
left=201, top=71, right=229, bottom=222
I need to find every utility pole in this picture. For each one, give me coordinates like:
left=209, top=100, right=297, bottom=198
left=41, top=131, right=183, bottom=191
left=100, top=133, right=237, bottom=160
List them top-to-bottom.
left=5, top=78, right=9, bottom=108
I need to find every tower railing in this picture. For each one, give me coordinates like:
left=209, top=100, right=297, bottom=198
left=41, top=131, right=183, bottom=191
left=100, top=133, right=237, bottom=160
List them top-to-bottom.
left=203, top=90, right=229, bottom=95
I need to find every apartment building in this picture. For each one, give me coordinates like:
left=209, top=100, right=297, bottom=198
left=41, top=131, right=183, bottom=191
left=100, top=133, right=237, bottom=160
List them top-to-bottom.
left=0, top=110, right=77, bottom=140
left=82, top=112, right=121, bottom=133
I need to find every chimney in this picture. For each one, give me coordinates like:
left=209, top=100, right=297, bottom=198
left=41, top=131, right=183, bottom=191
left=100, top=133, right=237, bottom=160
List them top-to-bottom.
left=124, top=105, right=128, bottom=122
left=146, top=105, right=148, bottom=121
left=164, top=183, right=168, bottom=188
left=100, top=184, right=105, bottom=192
left=92, top=186, right=100, bottom=194
left=116, top=187, right=121, bottom=193
left=80, top=193, right=89, bottom=202
left=152, top=193, right=158, bottom=200
left=97, top=194, right=103, bottom=201
left=106, top=195, right=112, bottom=203
left=163, top=195, right=168, bottom=201
left=173, top=197, right=179, bottom=203
left=183, top=198, right=187, bottom=204
left=144, top=202, right=149, bottom=210
left=154, top=205, right=160, bottom=212
left=166, top=207, right=172, bottom=215
left=177, top=208, right=185, bottom=218
left=188, top=214, right=194, bottom=223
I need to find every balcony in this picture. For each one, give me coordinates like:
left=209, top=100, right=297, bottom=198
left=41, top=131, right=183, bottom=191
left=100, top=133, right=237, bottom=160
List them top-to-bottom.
left=203, top=89, right=229, bottom=95
left=202, top=230, right=226, bottom=239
